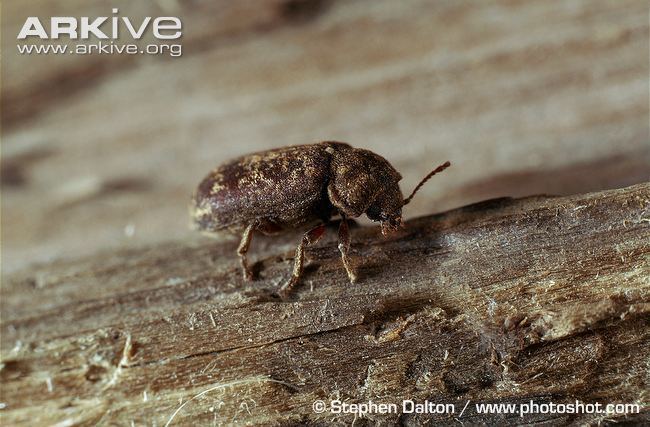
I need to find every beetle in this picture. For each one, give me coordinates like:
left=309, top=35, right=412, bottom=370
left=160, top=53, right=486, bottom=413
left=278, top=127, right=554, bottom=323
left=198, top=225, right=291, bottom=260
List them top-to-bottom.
left=190, top=141, right=450, bottom=296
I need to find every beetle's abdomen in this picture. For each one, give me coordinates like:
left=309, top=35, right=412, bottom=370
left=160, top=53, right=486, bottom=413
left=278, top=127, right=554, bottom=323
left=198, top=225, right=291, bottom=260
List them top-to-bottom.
left=191, top=144, right=333, bottom=232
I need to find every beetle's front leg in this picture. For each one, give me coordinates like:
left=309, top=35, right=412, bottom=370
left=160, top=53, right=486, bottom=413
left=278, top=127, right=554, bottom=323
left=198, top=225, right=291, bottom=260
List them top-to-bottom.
left=338, top=214, right=357, bottom=283
left=237, top=223, right=255, bottom=281
left=278, top=223, right=326, bottom=296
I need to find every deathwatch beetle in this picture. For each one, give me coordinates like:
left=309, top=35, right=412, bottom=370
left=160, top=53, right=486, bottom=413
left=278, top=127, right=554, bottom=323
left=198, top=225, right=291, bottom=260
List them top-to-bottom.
left=191, top=141, right=450, bottom=296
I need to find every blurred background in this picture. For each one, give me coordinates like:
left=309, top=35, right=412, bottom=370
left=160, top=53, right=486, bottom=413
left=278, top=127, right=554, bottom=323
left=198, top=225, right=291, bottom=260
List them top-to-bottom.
left=2, top=0, right=649, bottom=274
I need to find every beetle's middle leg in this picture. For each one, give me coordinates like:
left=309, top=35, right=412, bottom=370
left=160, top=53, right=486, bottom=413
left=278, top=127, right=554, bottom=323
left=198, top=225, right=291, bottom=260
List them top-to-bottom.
left=338, top=214, right=358, bottom=283
left=237, top=223, right=256, bottom=281
left=279, top=223, right=326, bottom=296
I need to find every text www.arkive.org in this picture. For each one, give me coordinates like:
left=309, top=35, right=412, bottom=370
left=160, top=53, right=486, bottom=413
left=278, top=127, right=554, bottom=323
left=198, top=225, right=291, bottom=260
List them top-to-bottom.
left=16, top=42, right=181, bottom=57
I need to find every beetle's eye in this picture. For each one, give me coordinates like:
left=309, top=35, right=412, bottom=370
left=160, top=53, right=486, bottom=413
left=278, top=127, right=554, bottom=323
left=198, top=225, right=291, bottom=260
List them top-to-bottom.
left=366, top=205, right=381, bottom=220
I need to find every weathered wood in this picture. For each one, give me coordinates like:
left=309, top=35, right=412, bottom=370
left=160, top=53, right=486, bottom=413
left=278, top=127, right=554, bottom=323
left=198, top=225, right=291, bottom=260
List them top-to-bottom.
left=1, top=183, right=648, bottom=426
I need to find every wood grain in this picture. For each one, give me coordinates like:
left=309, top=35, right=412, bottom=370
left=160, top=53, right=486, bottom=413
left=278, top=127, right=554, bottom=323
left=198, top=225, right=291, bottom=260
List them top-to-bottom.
left=1, top=183, right=648, bottom=425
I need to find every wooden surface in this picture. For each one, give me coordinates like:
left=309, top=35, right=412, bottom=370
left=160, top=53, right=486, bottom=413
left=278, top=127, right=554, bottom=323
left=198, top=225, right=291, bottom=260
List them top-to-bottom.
left=2, top=0, right=649, bottom=273
left=2, top=2, right=649, bottom=424
left=1, top=183, right=649, bottom=425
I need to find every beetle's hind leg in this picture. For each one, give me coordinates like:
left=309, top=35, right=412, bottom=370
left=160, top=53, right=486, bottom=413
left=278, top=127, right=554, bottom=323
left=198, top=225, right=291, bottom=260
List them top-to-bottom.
left=338, top=214, right=358, bottom=283
left=237, top=223, right=256, bottom=281
left=279, top=224, right=326, bottom=297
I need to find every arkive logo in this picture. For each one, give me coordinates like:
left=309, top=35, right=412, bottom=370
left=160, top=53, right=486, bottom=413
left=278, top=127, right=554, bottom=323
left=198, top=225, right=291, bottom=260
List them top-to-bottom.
left=17, top=8, right=182, bottom=40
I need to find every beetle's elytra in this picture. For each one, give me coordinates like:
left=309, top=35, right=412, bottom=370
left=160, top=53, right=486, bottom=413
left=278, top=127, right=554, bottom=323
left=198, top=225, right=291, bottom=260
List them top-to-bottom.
left=190, top=141, right=450, bottom=296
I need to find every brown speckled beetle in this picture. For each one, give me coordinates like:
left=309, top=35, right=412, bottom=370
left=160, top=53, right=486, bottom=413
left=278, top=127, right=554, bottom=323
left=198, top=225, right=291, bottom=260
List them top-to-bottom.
left=190, top=141, right=450, bottom=296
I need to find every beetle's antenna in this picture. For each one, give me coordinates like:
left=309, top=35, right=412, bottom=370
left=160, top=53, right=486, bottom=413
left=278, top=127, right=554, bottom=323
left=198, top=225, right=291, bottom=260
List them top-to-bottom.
left=403, top=161, right=451, bottom=206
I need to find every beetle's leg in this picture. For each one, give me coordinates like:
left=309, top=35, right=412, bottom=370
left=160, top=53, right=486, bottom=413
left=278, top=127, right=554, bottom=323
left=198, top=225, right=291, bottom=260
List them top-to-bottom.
left=338, top=214, right=357, bottom=283
left=237, top=223, right=255, bottom=281
left=279, top=224, right=326, bottom=296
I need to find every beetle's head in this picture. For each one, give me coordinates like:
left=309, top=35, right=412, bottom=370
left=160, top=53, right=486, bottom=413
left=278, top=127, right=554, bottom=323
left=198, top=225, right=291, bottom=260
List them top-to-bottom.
left=328, top=145, right=450, bottom=237
left=328, top=146, right=404, bottom=235
left=367, top=160, right=453, bottom=236
left=365, top=184, right=403, bottom=236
